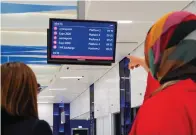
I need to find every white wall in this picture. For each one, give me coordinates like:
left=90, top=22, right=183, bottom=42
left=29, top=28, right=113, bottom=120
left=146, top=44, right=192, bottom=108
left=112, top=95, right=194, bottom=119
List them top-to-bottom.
left=129, top=43, right=147, bottom=107
left=70, top=65, right=119, bottom=120
left=93, top=65, right=119, bottom=135
left=94, top=65, right=120, bottom=118
left=130, top=67, right=147, bottom=107
left=70, top=89, right=90, bottom=119
left=38, top=103, right=53, bottom=126
left=96, top=114, right=113, bottom=135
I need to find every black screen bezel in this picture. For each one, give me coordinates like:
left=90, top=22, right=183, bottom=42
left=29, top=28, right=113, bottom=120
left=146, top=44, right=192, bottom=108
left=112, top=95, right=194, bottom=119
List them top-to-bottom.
left=47, top=18, right=117, bottom=66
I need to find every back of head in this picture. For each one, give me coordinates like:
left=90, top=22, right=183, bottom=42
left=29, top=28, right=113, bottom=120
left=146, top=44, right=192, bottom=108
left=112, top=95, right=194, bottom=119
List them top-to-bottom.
left=144, top=11, right=196, bottom=84
left=1, top=62, right=38, bottom=118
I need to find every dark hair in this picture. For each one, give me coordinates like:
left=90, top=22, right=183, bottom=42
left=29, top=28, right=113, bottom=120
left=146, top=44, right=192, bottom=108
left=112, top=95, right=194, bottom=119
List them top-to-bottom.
left=1, top=62, right=38, bottom=118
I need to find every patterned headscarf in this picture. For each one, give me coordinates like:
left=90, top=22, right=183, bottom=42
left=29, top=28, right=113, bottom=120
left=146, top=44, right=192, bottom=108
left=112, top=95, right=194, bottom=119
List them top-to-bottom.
left=144, top=11, right=196, bottom=84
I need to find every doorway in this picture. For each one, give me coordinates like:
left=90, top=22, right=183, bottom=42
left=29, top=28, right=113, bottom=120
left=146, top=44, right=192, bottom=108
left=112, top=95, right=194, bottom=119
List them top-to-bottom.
left=72, top=128, right=88, bottom=135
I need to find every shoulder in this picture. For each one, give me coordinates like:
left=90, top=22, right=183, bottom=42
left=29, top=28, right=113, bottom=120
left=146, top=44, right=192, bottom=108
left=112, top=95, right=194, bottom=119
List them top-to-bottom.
left=133, top=79, right=196, bottom=135
left=142, top=79, right=194, bottom=114
left=145, top=79, right=196, bottom=107
left=2, top=119, right=52, bottom=135
left=32, top=120, right=52, bottom=135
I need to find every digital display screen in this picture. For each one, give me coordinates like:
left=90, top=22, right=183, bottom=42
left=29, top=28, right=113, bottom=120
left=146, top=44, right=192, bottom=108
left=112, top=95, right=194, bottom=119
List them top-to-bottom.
left=48, top=19, right=117, bottom=65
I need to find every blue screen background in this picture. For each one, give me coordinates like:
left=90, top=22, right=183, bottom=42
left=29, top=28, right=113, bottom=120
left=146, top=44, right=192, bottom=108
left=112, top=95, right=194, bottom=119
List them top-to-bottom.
left=50, top=20, right=116, bottom=60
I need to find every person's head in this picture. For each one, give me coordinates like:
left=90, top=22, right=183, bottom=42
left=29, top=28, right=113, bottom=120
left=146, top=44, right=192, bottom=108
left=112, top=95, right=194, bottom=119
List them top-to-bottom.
left=144, top=11, right=196, bottom=84
left=1, top=62, right=38, bottom=118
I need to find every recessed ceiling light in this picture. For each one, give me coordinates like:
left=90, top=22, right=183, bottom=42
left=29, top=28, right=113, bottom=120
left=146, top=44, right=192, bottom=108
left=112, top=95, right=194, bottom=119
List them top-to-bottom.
left=118, top=20, right=133, bottom=24
left=2, top=30, right=46, bottom=34
left=60, top=76, right=84, bottom=79
left=49, top=88, right=67, bottom=91
left=38, top=96, right=54, bottom=98
left=37, top=102, right=49, bottom=104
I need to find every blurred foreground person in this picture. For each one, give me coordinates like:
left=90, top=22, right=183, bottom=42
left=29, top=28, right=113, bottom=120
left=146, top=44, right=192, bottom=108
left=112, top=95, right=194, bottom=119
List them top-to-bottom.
left=129, top=11, right=196, bottom=135
left=1, top=62, right=52, bottom=135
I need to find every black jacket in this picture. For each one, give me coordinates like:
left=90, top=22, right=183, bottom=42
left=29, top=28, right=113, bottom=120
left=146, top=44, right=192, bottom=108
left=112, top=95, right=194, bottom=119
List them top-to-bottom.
left=1, top=109, right=53, bottom=135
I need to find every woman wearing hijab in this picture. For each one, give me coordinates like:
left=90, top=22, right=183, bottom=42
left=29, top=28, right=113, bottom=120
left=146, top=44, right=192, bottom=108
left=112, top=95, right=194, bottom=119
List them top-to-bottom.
left=129, top=11, right=196, bottom=135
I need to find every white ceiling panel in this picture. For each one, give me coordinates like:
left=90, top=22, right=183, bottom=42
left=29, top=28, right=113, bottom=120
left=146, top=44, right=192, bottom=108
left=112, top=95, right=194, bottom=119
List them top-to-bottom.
left=86, top=1, right=190, bottom=21
left=86, top=1, right=191, bottom=43
left=1, top=11, right=77, bottom=30
left=117, top=23, right=153, bottom=42
left=115, top=42, right=139, bottom=60
left=30, top=65, right=60, bottom=86
left=30, top=65, right=60, bottom=74
left=39, top=65, right=109, bottom=103
left=38, top=93, right=79, bottom=103
left=71, top=112, right=90, bottom=120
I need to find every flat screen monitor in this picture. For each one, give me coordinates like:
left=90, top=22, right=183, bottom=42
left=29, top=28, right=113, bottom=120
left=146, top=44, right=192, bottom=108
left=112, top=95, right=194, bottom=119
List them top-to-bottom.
left=47, top=18, right=117, bottom=65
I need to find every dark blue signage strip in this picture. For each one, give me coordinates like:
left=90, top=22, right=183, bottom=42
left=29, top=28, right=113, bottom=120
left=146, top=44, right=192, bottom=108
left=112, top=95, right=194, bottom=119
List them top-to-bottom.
left=119, top=57, right=132, bottom=135
left=90, top=84, right=96, bottom=135
left=53, top=103, right=70, bottom=135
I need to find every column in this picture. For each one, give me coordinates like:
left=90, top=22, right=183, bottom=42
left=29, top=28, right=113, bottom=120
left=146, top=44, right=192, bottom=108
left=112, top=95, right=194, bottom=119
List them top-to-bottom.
left=119, top=57, right=132, bottom=135
left=90, top=84, right=96, bottom=135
